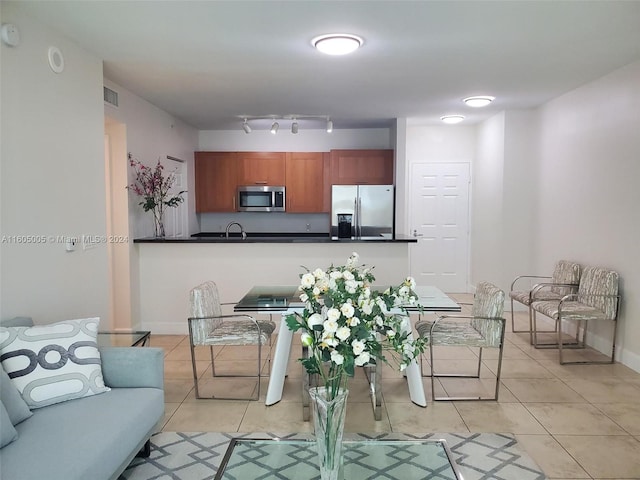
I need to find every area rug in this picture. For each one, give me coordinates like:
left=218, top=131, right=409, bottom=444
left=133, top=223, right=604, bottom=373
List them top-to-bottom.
left=119, top=432, right=547, bottom=480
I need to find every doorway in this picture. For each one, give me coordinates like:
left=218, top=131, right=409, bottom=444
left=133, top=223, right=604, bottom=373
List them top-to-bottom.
left=408, top=162, right=470, bottom=293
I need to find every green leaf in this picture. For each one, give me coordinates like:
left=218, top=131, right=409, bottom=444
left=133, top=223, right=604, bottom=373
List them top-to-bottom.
left=285, top=314, right=301, bottom=332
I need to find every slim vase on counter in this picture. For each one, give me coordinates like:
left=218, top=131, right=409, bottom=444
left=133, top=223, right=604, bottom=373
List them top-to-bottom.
left=152, top=210, right=165, bottom=238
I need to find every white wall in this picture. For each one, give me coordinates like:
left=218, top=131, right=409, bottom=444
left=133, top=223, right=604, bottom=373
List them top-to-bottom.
left=0, top=4, right=109, bottom=323
left=534, top=60, right=640, bottom=368
left=103, top=79, right=199, bottom=239
left=198, top=128, right=392, bottom=152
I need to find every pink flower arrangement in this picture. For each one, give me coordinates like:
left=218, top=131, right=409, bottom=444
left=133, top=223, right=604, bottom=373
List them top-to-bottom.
left=127, top=153, right=185, bottom=236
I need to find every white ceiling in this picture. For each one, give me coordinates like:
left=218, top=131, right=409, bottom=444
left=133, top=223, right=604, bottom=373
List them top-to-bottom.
left=12, top=0, right=640, bottom=131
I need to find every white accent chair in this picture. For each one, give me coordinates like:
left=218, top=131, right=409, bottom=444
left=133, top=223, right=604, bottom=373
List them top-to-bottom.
left=509, top=260, right=581, bottom=343
left=531, top=266, right=620, bottom=364
left=188, top=281, right=275, bottom=400
left=416, top=282, right=505, bottom=401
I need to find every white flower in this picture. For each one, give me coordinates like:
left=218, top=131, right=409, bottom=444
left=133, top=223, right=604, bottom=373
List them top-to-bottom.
left=346, top=252, right=359, bottom=266
left=313, top=268, right=326, bottom=279
left=329, top=270, right=342, bottom=280
left=343, top=270, right=354, bottom=281
left=301, top=272, right=315, bottom=288
left=405, top=276, right=416, bottom=290
left=345, top=278, right=358, bottom=293
left=398, top=285, right=410, bottom=298
left=312, top=287, right=320, bottom=296
left=299, top=292, right=309, bottom=302
left=376, top=297, right=389, bottom=314
left=360, top=298, right=374, bottom=315
left=340, top=302, right=355, bottom=318
left=326, top=308, right=341, bottom=322
left=307, top=313, right=324, bottom=329
left=375, top=315, right=384, bottom=326
left=348, top=316, right=360, bottom=327
left=323, top=318, right=339, bottom=334
left=336, top=326, right=351, bottom=341
left=387, top=329, right=396, bottom=338
left=301, top=332, right=313, bottom=346
left=322, top=334, right=338, bottom=348
left=352, top=339, right=366, bottom=355
left=403, top=343, right=414, bottom=356
left=330, top=350, right=344, bottom=365
left=354, top=351, right=370, bottom=366
left=399, top=362, right=407, bottom=372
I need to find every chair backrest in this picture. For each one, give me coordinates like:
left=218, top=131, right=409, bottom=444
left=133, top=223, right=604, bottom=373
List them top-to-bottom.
left=550, top=260, right=582, bottom=295
left=577, top=266, right=619, bottom=319
left=189, top=281, right=223, bottom=345
left=471, top=282, right=505, bottom=348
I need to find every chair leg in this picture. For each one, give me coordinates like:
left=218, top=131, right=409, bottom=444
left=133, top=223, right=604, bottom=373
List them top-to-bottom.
left=190, top=341, right=202, bottom=399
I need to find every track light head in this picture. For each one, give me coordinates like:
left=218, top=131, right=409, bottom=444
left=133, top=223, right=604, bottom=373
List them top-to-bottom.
left=242, top=119, right=251, bottom=134
left=291, top=119, right=299, bottom=134
left=326, top=119, right=333, bottom=133
left=270, top=121, right=279, bottom=134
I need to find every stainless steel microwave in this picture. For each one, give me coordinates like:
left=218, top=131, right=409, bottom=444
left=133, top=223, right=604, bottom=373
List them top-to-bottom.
left=237, top=186, right=286, bottom=212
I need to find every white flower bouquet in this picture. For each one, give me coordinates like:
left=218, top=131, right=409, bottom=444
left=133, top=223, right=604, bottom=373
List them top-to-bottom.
left=285, top=252, right=426, bottom=401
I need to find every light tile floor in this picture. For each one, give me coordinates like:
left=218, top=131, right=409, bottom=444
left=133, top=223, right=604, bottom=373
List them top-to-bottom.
left=151, top=296, right=640, bottom=480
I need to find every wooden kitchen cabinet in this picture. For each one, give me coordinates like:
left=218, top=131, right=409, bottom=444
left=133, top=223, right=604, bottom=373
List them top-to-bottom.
left=330, top=149, right=394, bottom=185
left=194, top=152, right=238, bottom=212
left=236, top=152, right=286, bottom=186
left=285, top=152, right=329, bottom=213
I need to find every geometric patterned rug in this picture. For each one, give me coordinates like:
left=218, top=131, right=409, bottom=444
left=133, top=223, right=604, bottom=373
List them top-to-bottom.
left=119, top=432, right=547, bottom=480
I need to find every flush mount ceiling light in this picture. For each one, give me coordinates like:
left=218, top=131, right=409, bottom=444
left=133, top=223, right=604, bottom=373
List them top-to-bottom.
left=312, top=34, right=363, bottom=55
left=463, top=96, right=495, bottom=108
left=440, top=115, right=465, bottom=124
left=242, top=118, right=252, bottom=134
left=291, top=119, right=299, bottom=134
left=270, top=121, right=279, bottom=134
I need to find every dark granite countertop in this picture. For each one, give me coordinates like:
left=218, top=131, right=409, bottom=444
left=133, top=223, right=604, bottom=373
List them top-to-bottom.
left=133, top=232, right=417, bottom=243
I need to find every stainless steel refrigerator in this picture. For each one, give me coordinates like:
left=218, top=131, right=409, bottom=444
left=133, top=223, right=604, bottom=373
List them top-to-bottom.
left=331, top=185, right=395, bottom=239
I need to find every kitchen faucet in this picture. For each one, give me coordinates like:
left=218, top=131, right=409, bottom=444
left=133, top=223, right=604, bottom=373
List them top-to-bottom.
left=225, top=222, right=246, bottom=239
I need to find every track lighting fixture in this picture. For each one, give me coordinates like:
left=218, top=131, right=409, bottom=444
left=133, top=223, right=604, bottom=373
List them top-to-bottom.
left=239, top=115, right=333, bottom=133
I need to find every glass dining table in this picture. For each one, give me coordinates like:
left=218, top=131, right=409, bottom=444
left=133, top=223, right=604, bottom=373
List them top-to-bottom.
left=234, top=285, right=460, bottom=407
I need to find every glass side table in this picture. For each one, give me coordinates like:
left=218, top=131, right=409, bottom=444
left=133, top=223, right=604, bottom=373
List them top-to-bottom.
left=97, top=331, right=150, bottom=347
left=215, top=438, right=463, bottom=479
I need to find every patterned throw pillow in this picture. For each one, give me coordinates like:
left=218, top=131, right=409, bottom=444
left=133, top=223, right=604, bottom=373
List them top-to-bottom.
left=0, top=317, right=110, bottom=409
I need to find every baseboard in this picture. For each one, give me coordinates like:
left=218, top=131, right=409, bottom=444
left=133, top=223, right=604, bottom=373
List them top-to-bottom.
left=141, top=322, right=188, bottom=335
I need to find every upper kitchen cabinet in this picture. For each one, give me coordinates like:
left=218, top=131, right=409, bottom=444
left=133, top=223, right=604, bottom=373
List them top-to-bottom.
left=330, top=149, right=394, bottom=185
left=195, top=152, right=238, bottom=212
left=237, top=152, right=286, bottom=186
left=285, top=152, right=329, bottom=213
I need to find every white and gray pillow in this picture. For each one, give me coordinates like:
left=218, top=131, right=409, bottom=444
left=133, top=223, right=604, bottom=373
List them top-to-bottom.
left=0, top=317, right=110, bottom=409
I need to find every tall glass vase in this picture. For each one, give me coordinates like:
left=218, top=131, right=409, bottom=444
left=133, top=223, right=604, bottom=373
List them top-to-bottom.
left=152, top=209, right=165, bottom=238
left=309, top=386, right=349, bottom=480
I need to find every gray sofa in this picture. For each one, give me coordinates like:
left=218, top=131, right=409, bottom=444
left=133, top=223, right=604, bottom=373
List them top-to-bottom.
left=0, top=318, right=164, bottom=480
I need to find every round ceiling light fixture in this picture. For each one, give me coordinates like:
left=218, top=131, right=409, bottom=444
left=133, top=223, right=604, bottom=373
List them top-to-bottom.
left=312, top=34, right=363, bottom=55
left=463, top=96, right=495, bottom=107
left=440, top=115, right=465, bottom=124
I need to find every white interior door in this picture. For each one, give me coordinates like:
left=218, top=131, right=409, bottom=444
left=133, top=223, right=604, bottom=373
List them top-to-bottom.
left=409, top=163, right=470, bottom=292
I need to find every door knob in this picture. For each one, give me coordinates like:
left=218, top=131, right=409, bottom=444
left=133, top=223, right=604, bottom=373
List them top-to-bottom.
left=413, top=229, right=424, bottom=237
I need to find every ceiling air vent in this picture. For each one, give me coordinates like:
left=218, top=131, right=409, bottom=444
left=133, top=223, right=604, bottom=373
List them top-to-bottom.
left=103, top=86, right=118, bottom=107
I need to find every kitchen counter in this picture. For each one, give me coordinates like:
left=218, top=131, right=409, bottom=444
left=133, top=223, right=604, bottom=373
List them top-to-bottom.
left=133, top=232, right=417, bottom=243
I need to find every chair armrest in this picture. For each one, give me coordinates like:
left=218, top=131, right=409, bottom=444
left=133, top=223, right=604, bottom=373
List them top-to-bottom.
left=510, top=275, right=552, bottom=291
left=530, top=282, right=578, bottom=300
left=188, top=313, right=258, bottom=325
left=99, top=347, right=164, bottom=389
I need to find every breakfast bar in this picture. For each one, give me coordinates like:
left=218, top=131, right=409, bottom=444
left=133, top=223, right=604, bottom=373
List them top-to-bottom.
left=133, top=236, right=416, bottom=335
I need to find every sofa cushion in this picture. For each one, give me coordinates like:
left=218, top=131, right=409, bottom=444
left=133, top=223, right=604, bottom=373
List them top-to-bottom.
left=0, top=317, right=110, bottom=409
left=0, top=364, right=32, bottom=425
left=0, top=387, right=164, bottom=480
left=0, top=401, right=18, bottom=447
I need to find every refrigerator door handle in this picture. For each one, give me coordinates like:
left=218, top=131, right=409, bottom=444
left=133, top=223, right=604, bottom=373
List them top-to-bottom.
left=353, top=197, right=358, bottom=238
left=357, top=197, right=362, bottom=238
